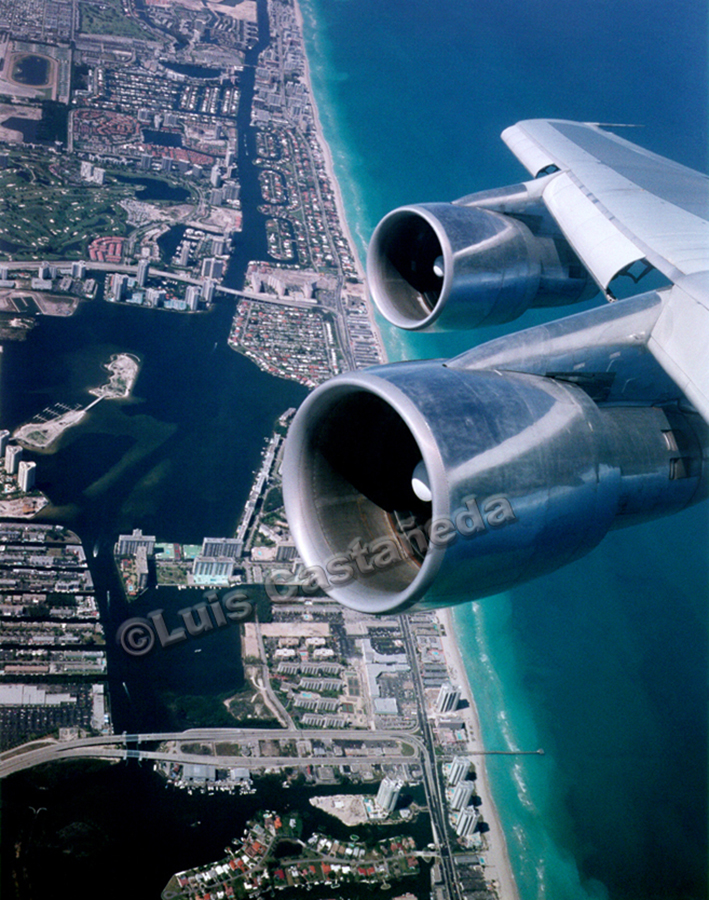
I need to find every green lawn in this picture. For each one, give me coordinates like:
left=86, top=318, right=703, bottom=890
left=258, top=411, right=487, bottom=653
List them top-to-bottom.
left=79, top=0, right=151, bottom=39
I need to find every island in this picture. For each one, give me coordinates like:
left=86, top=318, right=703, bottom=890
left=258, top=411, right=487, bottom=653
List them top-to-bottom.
left=13, top=353, right=139, bottom=451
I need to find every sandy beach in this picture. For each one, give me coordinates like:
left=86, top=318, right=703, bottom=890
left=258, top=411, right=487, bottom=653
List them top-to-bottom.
left=293, top=0, right=366, bottom=284
left=290, top=4, right=519, bottom=896
left=437, top=608, right=520, bottom=900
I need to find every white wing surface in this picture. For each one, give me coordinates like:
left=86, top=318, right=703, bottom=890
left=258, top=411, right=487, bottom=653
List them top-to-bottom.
left=502, top=119, right=709, bottom=422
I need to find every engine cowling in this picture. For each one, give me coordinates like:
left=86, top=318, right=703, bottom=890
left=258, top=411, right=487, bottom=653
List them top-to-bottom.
left=367, top=202, right=593, bottom=330
left=281, top=362, right=706, bottom=614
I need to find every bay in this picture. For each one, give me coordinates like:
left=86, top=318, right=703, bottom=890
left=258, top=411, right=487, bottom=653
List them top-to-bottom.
left=2, top=297, right=306, bottom=547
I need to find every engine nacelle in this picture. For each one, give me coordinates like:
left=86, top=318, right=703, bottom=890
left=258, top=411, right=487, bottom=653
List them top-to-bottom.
left=367, top=201, right=593, bottom=330
left=282, top=362, right=707, bottom=614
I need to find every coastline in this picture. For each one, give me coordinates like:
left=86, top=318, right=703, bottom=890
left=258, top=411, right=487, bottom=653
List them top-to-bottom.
left=292, top=0, right=368, bottom=287
left=290, top=3, right=519, bottom=895
left=437, top=608, right=521, bottom=900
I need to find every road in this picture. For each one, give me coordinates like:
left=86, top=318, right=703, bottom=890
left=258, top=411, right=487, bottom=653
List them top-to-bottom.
left=3, top=259, right=202, bottom=284
left=252, top=611, right=295, bottom=728
left=400, top=616, right=462, bottom=900
left=0, top=726, right=425, bottom=779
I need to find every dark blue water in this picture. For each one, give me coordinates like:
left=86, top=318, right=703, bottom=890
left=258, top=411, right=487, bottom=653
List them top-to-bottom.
left=299, top=0, right=708, bottom=897
left=12, top=55, right=49, bottom=86
left=162, top=62, right=220, bottom=79
left=141, top=129, right=183, bottom=148
left=113, top=174, right=191, bottom=202
left=157, top=223, right=187, bottom=260
left=2, top=298, right=306, bottom=545
left=0, top=764, right=432, bottom=900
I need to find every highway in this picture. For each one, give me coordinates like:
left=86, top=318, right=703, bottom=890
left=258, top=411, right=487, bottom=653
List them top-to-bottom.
left=2, top=259, right=202, bottom=285
left=400, top=616, right=462, bottom=900
left=0, top=727, right=425, bottom=779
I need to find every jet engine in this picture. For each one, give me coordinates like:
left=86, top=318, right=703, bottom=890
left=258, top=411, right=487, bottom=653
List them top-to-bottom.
left=367, top=184, right=595, bottom=330
left=282, top=360, right=707, bottom=614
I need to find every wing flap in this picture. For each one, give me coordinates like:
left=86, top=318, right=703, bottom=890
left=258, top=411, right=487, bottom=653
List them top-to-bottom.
left=502, top=118, right=709, bottom=424
left=502, top=119, right=709, bottom=289
left=500, top=124, right=557, bottom=177
left=542, top=173, right=645, bottom=288
left=649, top=276, right=709, bottom=422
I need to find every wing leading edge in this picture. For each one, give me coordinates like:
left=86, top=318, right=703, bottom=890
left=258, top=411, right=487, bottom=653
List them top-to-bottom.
left=502, top=119, right=709, bottom=423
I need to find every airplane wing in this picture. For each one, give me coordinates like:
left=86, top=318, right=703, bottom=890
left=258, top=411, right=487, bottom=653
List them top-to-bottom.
left=284, top=119, right=709, bottom=614
left=501, top=119, right=709, bottom=422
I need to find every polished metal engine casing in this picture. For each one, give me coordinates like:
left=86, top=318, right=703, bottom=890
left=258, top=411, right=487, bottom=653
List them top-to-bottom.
left=283, top=350, right=706, bottom=614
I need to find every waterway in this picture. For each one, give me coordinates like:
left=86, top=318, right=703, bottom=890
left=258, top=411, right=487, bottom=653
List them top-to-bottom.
left=0, top=0, right=303, bottom=734
left=0, top=1, right=432, bottom=896
left=162, top=62, right=221, bottom=80
left=142, top=129, right=183, bottom=148
left=1, top=293, right=307, bottom=728
left=1, top=765, right=432, bottom=900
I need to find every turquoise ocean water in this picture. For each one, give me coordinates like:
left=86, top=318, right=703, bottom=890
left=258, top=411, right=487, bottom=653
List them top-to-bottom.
left=299, top=1, right=708, bottom=897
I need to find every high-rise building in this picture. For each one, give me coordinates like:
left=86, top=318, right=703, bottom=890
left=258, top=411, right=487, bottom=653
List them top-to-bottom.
left=224, top=146, right=235, bottom=168
left=139, top=154, right=152, bottom=171
left=210, top=165, right=222, bottom=188
left=209, top=188, right=224, bottom=206
left=211, top=236, right=226, bottom=256
left=178, top=242, right=191, bottom=267
left=201, top=258, right=224, bottom=280
left=71, top=260, right=86, bottom=279
left=136, top=260, right=149, bottom=287
left=111, top=273, right=128, bottom=301
left=202, top=279, right=216, bottom=303
left=186, top=285, right=200, bottom=310
left=0, top=430, right=9, bottom=456
left=4, top=444, right=22, bottom=475
left=18, top=460, right=37, bottom=493
left=116, top=528, right=156, bottom=557
left=202, top=537, right=242, bottom=559
left=276, top=543, right=299, bottom=562
left=135, top=545, right=149, bottom=591
left=192, top=556, right=235, bottom=583
left=436, top=682, right=462, bottom=714
left=448, top=755, right=471, bottom=786
left=375, top=777, right=403, bottom=813
left=450, top=780, right=476, bottom=811
left=455, top=806, right=480, bottom=838
left=456, top=806, right=480, bottom=838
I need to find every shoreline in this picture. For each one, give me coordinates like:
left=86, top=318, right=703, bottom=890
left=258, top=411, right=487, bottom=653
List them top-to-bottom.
left=292, top=0, right=368, bottom=288
left=290, top=2, right=519, bottom=895
left=437, top=607, right=521, bottom=900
